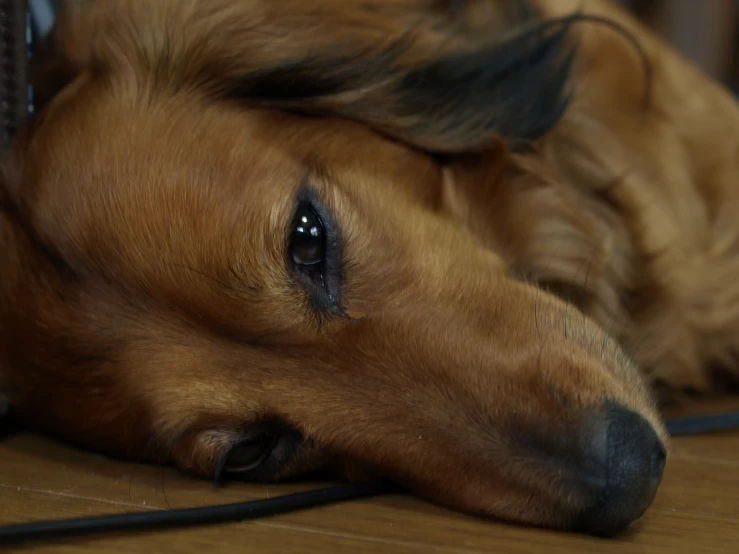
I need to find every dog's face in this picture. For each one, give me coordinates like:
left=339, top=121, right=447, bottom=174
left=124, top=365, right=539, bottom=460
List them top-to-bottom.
left=0, top=0, right=666, bottom=535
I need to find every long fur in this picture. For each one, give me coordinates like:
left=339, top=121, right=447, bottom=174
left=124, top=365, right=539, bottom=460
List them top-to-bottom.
left=1, top=0, right=737, bottom=533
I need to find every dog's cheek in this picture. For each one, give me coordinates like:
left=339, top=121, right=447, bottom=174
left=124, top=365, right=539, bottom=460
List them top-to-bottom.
left=267, top=440, right=335, bottom=481
left=275, top=446, right=381, bottom=483
left=329, top=457, right=384, bottom=483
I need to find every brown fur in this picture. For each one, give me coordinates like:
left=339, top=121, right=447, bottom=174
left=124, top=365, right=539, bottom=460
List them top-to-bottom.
left=0, top=0, right=735, bottom=532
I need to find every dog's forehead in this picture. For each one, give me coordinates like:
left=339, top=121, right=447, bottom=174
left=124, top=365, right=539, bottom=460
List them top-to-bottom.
left=25, top=88, right=441, bottom=293
left=31, top=88, right=437, bottom=228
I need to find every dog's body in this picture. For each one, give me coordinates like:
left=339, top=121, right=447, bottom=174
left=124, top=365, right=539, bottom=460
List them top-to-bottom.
left=1, top=0, right=737, bottom=536
left=511, top=0, right=739, bottom=393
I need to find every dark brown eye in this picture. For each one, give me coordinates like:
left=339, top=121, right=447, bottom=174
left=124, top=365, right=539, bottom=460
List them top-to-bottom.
left=289, top=202, right=325, bottom=267
left=223, top=431, right=278, bottom=473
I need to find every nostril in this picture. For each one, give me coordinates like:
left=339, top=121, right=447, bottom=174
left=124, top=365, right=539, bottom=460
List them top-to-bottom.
left=573, top=404, right=666, bottom=537
left=648, top=439, right=667, bottom=494
left=653, top=441, right=667, bottom=469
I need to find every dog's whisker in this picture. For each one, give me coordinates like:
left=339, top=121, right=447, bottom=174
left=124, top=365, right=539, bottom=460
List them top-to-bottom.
left=600, top=309, right=620, bottom=358
left=623, top=331, right=652, bottom=367
left=161, top=466, right=172, bottom=510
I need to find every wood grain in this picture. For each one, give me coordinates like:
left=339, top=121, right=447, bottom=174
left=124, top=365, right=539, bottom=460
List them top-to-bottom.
left=1, top=399, right=738, bottom=553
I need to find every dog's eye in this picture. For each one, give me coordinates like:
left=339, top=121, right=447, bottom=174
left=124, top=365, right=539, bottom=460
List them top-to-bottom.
left=287, top=193, right=343, bottom=314
left=289, top=202, right=325, bottom=268
left=223, top=431, right=278, bottom=473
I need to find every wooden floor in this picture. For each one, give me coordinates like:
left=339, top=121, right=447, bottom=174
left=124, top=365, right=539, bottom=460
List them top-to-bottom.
left=1, top=398, right=738, bottom=553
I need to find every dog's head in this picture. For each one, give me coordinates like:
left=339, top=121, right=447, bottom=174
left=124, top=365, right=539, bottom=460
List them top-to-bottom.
left=0, top=0, right=666, bottom=535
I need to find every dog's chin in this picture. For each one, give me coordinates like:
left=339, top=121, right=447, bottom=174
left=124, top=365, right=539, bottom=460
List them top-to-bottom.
left=212, top=405, right=664, bottom=537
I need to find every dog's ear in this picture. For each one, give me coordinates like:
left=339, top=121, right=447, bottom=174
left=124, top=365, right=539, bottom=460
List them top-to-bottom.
left=96, top=0, right=575, bottom=154
left=220, top=1, right=577, bottom=153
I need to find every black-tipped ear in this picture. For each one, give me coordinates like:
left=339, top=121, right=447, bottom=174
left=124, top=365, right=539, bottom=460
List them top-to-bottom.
left=226, top=14, right=577, bottom=153
left=378, top=20, right=576, bottom=151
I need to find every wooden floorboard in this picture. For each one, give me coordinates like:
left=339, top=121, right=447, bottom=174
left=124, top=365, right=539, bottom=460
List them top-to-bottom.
left=1, top=398, right=738, bottom=553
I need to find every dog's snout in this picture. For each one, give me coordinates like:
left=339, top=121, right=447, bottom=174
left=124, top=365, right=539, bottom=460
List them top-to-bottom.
left=573, top=404, right=666, bottom=536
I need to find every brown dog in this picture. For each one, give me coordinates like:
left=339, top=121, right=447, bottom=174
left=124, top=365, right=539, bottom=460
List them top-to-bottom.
left=1, top=0, right=736, bottom=536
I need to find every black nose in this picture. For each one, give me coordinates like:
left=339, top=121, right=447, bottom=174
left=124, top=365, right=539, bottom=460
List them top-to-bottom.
left=573, top=405, right=666, bottom=536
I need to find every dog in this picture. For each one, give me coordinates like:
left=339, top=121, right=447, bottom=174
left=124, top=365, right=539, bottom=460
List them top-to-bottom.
left=2, top=0, right=738, bottom=537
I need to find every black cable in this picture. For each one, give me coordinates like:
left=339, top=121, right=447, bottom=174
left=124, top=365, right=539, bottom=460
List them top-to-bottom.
left=664, top=411, right=739, bottom=437
left=1, top=412, right=738, bottom=547
left=0, top=480, right=395, bottom=547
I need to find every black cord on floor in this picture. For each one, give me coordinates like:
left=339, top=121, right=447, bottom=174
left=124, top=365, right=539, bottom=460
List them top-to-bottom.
left=1, top=411, right=738, bottom=547
left=664, top=411, right=739, bottom=436
left=0, top=480, right=396, bottom=547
